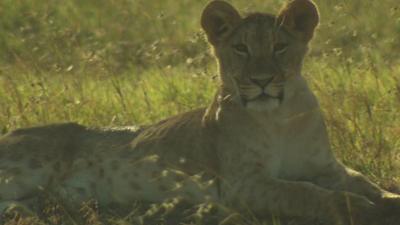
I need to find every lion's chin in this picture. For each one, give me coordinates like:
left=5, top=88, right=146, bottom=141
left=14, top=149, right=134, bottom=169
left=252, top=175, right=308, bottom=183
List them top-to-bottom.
left=245, top=98, right=280, bottom=112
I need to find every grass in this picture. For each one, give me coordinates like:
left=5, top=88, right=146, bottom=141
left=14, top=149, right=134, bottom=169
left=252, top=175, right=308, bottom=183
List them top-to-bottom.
left=0, top=0, right=399, bottom=224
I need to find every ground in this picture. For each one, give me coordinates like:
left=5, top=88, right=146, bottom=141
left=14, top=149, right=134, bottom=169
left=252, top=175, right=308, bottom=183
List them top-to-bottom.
left=0, top=0, right=399, bottom=224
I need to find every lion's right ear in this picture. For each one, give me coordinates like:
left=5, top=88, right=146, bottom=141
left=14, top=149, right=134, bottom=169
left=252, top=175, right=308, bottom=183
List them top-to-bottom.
left=277, top=0, right=319, bottom=42
left=201, top=1, right=241, bottom=45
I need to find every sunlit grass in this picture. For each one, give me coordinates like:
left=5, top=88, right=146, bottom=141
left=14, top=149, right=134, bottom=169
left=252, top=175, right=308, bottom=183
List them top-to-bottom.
left=0, top=0, right=399, bottom=224
left=0, top=65, right=215, bottom=131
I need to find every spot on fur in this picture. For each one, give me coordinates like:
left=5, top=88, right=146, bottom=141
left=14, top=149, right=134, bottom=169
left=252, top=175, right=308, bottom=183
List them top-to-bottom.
left=9, top=153, right=23, bottom=162
left=29, top=159, right=43, bottom=169
left=110, top=160, right=119, bottom=170
left=53, top=162, right=61, bottom=172
left=98, top=167, right=105, bottom=178
left=130, top=181, right=142, bottom=191
left=158, top=184, right=169, bottom=192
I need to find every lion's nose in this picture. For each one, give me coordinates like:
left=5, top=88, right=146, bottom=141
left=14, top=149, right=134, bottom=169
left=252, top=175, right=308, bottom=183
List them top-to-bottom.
left=250, top=77, right=274, bottom=88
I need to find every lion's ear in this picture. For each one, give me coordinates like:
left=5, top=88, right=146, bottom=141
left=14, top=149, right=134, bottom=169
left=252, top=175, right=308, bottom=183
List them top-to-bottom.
left=277, top=0, right=319, bottom=42
left=201, top=1, right=241, bottom=45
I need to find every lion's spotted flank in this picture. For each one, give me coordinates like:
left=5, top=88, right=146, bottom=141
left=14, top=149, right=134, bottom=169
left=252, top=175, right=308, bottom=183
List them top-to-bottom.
left=0, top=1, right=400, bottom=225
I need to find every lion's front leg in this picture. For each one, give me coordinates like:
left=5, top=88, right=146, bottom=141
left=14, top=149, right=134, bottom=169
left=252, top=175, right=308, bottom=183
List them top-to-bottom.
left=316, top=163, right=400, bottom=224
left=327, top=164, right=400, bottom=200
left=317, top=165, right=384, bottom=201
left=346, top=168, right=400, bottom=222
left=220, top=172, right=376, bottom=225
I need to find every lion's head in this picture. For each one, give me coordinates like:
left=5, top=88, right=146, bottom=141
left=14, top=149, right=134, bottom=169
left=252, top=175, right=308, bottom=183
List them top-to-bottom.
left=201, top=0, right=319, bottom=112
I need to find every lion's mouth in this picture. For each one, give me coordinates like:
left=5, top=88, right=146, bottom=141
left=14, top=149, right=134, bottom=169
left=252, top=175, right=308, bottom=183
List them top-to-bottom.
left=246, top=92, right=284, bottom=103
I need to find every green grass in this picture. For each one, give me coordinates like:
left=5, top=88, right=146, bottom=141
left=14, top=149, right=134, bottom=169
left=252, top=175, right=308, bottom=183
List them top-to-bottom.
left=0, top=0, right=400, bottom=224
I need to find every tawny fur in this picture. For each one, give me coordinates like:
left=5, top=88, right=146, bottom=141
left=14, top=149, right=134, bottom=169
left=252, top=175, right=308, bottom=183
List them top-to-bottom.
left=0, top=1, right=399, bottom=225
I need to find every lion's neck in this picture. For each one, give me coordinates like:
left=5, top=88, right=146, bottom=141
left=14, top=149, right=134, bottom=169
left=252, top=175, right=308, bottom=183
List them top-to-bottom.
left=206, top=74, right=332, bottom=146
left=205, top=75, right=336, bottom=179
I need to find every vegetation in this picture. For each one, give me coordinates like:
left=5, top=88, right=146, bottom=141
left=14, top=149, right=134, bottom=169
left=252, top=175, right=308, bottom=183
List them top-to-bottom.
left=0, top=0, right=399, bottom=224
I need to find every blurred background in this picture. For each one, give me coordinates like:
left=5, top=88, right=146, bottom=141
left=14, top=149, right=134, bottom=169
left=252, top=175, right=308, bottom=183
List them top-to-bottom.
left=0, top=0, right=399, bottom=187
left=0, top=0, right=399, bottom=72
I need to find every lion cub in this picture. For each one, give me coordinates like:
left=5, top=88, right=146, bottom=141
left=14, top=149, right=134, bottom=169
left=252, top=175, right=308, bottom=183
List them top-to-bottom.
left=0, top=0, right=399, bottom=224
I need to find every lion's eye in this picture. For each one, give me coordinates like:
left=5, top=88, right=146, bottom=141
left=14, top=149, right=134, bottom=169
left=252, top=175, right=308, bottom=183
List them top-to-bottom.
left=273, top=42, right=289, bottom=54
left=232, top=44, right=249, bottom=55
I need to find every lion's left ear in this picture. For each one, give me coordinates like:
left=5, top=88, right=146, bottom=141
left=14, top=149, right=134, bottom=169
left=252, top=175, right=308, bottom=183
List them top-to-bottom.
left=277, top=0, right=319, bottom=42
left=201, top=1, right=241, bottom=46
